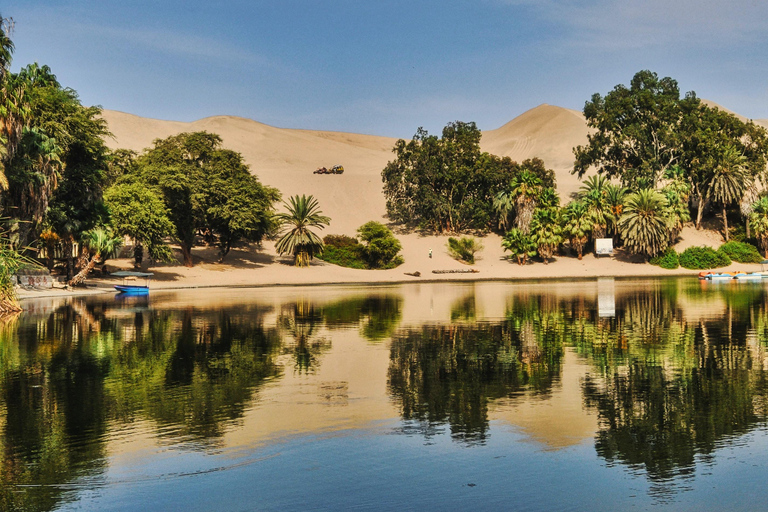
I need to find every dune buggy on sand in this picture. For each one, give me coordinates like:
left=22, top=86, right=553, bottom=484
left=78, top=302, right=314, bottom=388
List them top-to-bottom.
left=313, top=165, right=344, bottom=174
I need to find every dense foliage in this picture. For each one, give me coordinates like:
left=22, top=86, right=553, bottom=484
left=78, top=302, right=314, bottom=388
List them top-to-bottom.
left=382, top=121, right=554, bottom=233
left=112, top=132, right=280, bottom=264
left=357, top=221, right=403, bottom=269
left=320, top=224, right=404, bottom=270
left=319, top=235, right=367, bottom=269
left=718, top=241, right=763, bottom=264
left=678, top=246, right=731, bottom=270
left=649, top=248, right=680, bottom=269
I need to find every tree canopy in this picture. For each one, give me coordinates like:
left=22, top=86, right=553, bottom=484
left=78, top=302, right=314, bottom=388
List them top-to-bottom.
left=382, top=121, right=554, bottom=233
left=112, top=131, right=281, bottom=264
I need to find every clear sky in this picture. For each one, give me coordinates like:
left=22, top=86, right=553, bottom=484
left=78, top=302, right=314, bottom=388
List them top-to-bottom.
left=3, top=0, right=768, bottom=138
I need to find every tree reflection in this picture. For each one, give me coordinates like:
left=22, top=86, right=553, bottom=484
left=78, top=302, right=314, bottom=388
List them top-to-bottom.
left=321, top=295, right=403, bottom=341
left=278, top=299, right=329, bottom=373
left=0, top=300, right=281, bottom=510
left=388, top=319, right=563, bottom=445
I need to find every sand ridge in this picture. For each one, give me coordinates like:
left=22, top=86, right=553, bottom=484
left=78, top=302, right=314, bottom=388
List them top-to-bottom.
left=62, top=102, right=754, bottom=296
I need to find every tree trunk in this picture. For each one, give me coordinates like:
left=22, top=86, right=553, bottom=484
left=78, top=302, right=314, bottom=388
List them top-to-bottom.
left=696, top=196, right=706, bottom=229
left=723, top=206, right=729, bottom=241
left=64, top=239, right=74, bottom=280
left=132, top=242, right=143, bottom=267
left=180, top=243, right=193, bottom=267
left=217, top=243, right=231, bottom=263
left=68, top=252, right=100, bottom=287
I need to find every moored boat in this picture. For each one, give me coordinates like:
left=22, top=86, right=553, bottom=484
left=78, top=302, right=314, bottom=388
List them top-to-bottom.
left=112, top=271, right=153, bottom=294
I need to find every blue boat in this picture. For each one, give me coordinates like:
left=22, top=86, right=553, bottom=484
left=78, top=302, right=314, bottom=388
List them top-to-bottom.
left=112, top=271, right=153, bottom=294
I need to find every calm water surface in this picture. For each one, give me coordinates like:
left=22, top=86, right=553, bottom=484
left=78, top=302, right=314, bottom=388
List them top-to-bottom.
left=3, top=278, right=768, bottom=511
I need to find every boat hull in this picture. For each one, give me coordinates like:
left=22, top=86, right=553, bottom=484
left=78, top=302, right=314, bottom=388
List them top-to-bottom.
left=115, top=285, right=149, bottom=294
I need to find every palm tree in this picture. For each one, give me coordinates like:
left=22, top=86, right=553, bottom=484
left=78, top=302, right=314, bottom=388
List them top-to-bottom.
left=0, top=15, right=13, bottom=81
left=707, top=145, right=749, bottom=241
left=509, top=170, right=542, bottom=233
left=579, top=175, right=611, bottom=239
left=605, top=183, right=628, bottom=239
left=618, top=189, right=670, bottom=259
left=492, top=190, right=514, bottom=232
left=275, top=195, right=331, bottom=267
left=748, top=197, right=768, bottom=257
left=562, top=200, right=594, bottom=260
left=529, top=207, right=562, bottom=264
left=68, top=227, right=123, bottom=286
left=502, top=228, right=537, bottom=265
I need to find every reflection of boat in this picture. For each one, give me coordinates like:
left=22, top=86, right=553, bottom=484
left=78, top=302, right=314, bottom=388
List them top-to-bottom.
left=112, top=271, right=153, bottom=294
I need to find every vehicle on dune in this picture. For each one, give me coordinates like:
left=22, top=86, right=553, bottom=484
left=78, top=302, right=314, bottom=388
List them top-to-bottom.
left=313, top=165, right=344, bottom=174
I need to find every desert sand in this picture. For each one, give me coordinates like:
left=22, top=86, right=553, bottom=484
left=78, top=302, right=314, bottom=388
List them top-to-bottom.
left=18, top=103, right=755, bottom=299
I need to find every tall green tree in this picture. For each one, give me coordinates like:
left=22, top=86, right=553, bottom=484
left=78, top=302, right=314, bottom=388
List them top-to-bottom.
left=574, top=70, right=699, bottom=189
left=679, top=104, right=768, bottom=229
left=382, top=122, right=541, bottom=233
left=133, top=132, right=218, bottom=266
left=705, top=145, right=750, bottom=241
left=197, top=149, right=280, bottom=262
left=103, top=182, right=175, bottom=265
left=618, top=189, right=670, bottom=259
left=275, top=195, right=330, bottom=267
left=748, top=197, right=768, bottom=257
left=562, top=200, right=594, bottom=260
left=529, top=206, right=562, bottom=264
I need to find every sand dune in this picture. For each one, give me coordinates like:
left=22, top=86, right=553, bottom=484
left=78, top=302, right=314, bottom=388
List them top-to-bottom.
left=101, top=99, right=758, bottom=240
left=102, top=104, right=594, bottom=233
left=481, top=104, right=588, bottom=199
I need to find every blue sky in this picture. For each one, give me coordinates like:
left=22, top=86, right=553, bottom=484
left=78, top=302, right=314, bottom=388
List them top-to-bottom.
left=4, top=0, right=768, bottom=137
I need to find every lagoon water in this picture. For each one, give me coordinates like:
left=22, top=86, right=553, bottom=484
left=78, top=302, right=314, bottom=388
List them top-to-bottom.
left=3, top=278, right=768, bottom=511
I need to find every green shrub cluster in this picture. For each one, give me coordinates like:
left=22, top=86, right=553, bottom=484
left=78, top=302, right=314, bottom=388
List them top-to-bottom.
left=319, top=224, right=404, bottom=270
left=319, top=235, right=367, bottom=269
left=718, top=241, right=764, bottom=264
left=678, top=246, right=731, bottom=270
left=649, top=247, right=679, bottom=269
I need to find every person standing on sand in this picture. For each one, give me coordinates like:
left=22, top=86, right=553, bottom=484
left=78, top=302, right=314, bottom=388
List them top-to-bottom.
left=429, top=248, right=432, bottom=259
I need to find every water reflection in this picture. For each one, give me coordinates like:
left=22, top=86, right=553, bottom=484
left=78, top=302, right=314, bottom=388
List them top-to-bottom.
left=1, top=279, right=768, bottom=509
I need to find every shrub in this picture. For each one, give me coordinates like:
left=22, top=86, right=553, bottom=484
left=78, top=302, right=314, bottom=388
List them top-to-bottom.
left=357, top=222, right=403, bottom=269
left=319, top=225, right=404, bottom=270
left=319, top=235, right=366, bottom=269
left=447, top=236, right=483, bottom=264
left=718, top=241, right=764, bottom=264
left=678, top=246, right=731, bottom=270
left=649, top=247, right=679, bottom=269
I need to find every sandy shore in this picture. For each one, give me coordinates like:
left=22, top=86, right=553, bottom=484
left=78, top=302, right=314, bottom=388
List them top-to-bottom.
left=17, top=225, right=746, bottom=302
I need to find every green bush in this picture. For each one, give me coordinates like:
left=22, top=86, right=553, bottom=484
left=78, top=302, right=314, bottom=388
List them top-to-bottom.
left=357, top=222, right=403, bottom=269
left=319, top=225, right=404, bottom=270
left=319, top=235, right=367, bottom=269
left=447, top=236, right=483, bottom=264
left=718, top=241, right=764, bottom=264
left=678, top=246, right=731, bottom=270
left=649, top=247, right=679, bottom=269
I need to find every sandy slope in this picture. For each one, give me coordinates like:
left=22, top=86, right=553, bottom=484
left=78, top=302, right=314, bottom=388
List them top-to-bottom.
left=80, top=103, right=757, bottom=295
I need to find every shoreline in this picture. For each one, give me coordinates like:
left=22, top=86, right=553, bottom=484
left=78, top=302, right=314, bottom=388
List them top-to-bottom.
left=15, top=227, right=745, bottom=303
left=16, top=266, right=703, bottom=302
